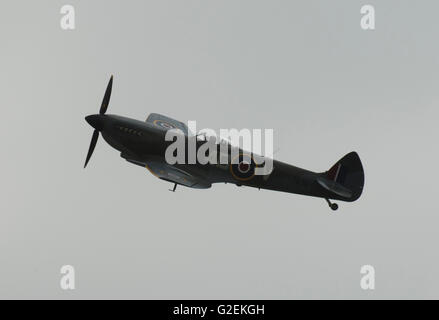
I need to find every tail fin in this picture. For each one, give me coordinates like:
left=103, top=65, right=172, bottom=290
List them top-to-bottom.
left=322, top=152, right=365, bottom=201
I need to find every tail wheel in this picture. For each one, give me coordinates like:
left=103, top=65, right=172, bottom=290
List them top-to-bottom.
left=325, top=198, right=339, bottom=211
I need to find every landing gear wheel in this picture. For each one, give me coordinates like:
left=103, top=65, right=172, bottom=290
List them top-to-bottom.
left=325, top=198, right=339, bottom=211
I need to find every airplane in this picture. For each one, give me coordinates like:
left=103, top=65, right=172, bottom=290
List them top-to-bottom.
left=84, top=76, right=365, bottom=211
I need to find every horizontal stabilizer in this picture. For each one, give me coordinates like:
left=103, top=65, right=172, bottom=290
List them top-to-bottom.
left=317, top=177, right=352, bottom=198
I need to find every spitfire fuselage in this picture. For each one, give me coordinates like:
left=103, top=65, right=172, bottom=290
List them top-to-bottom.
left=85, top=114, right=364, bottom=204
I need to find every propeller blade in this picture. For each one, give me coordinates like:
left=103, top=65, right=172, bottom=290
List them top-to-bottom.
left=99, top=75, right=113, bottom=115
left=84, top=130, right=99, bottom=168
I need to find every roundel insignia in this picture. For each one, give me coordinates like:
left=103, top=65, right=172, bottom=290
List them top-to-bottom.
left=153, top=119, right=176, bottom=130
left=230, top=153, right=257, bottom=181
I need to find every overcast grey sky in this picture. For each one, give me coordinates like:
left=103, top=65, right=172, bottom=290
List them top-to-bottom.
left=1, top=0, right=439, bottom=299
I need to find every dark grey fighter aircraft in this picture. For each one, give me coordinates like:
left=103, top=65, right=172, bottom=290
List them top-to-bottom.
left=84, top=77, right=364, bottom=210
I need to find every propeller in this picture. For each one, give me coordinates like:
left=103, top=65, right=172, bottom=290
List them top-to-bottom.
left=84, top=75, right=113, bottom=168
left=100, top=75, right=113, bottom=115
left=84, top=130, right=99, bottom=168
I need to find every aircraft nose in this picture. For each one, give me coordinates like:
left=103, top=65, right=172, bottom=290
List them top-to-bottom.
left=85, top=114, right=104, bottom=131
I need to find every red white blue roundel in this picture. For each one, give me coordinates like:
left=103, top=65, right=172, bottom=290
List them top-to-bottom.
left=153, top=119, right=176, bottom=129
left=230, top=153, right=257, bottom=181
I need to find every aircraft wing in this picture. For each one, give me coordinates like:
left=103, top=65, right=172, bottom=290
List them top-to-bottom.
left=146, top=113, right=190, bottom=135
left=145, top=161, right=211, bottom=189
